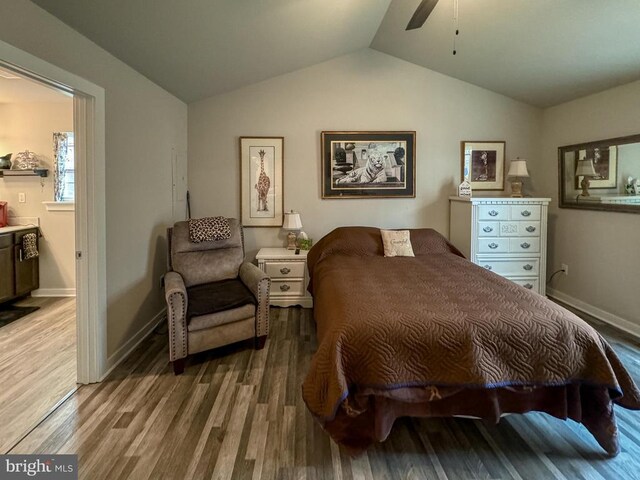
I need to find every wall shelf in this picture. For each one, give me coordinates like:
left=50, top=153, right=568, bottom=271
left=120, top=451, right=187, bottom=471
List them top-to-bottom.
left=0, top=169, right=48, bottom=178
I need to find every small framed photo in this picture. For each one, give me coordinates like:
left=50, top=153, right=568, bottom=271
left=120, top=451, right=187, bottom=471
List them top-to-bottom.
left=321, top=131, right=416, bottom=198
left=239, top=136, right=284, bottom=227
left=461, top=141, right=505, bottom=191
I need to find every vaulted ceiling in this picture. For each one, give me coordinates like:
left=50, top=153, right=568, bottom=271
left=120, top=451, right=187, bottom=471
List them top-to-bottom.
left=31, top=0, right=640, bottom=107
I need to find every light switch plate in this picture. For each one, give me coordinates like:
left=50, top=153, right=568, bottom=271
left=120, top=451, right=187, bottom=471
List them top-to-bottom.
left=18, top=192, right=26, bottom=203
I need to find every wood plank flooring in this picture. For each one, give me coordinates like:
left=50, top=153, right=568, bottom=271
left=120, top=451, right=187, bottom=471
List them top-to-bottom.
left=0, top=296, right=77, bottom=453
left=10, top=306, right=640, bottom=480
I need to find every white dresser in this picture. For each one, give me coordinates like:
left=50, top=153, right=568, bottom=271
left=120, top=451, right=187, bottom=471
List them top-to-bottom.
left=449, top=197, right=551, bottom=295
left=256, top=247, right=313, bottom=308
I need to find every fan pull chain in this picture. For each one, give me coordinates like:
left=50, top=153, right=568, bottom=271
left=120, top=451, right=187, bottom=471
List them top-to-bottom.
left=453, top=0, right=459, bottom=55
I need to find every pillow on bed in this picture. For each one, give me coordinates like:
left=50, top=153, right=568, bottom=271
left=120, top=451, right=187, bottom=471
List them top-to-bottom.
left=380, top=229, right=415, bottom=257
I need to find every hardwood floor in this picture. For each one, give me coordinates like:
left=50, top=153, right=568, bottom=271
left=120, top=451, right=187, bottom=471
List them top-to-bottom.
left=0, top=296, right=77, bottom=453
left=10, top=306, right=640, bottom=480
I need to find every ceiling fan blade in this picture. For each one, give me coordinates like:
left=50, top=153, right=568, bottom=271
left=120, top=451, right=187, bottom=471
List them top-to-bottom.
left=406, top=0, right=439, bottom=30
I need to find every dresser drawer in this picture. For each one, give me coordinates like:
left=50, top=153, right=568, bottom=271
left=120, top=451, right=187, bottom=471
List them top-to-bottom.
left=478, top=205, right=509, bottom=221
left=511, top=205, right=540, bottom=220
left=497, top=221, right=540, bottom=237
left=478, top=222, right=498, bottom=237
left=518, top=222, right=540, bottom=237
left=509, top=237, right=540, bottom=253
left=477, top=238, right=509, bottom=253
left=478, top=258, right=539, bottom=276
left=265, top=261, right=305, bottom=279
left=510, top=278, right=539, bottom=292
left=271, top=279, right=305, bottom=296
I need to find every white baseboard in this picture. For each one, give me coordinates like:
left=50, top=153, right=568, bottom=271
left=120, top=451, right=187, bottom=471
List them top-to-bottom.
left=32, top=288, right=76, bottom=297
left=547, top=288, right=640, bottom=340
left=101, top=308, right=166, bottom=381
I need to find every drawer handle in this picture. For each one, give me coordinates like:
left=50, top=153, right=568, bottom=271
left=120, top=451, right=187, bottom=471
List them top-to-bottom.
left=488, top=210, right=499, bottom=217
left=521, top=210, right=532, bottom=217
left=483, top=226, right=493, bottom=233
left=525, top=226, right=536, bottom=233
left=520, top=242, right=531, bottom=249
left=488, top=243, right=499, bottom=249
left=523, top=264, right=533, bottom=271
left=483, top=265, right=492, bottom=271
left=279, top=267, right=291, bottom=275
left=523, top=283, right=533, bottom=289
left=280, top=284, right=291, bottom=292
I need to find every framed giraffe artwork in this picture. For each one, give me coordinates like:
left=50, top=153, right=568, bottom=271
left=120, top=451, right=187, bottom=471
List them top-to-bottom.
left=321, top=131, right=416, bottom=198
left=240, top=136, right=284, bottom=227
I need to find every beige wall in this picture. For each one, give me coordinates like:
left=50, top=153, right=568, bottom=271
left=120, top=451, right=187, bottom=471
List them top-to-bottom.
left=0, top=0, right=188, bottom=357
left=188, top=49, right=542, bottom=258
left=539, top=79, right=640, bottom=326
left=0, top=100, right=75, bottom=292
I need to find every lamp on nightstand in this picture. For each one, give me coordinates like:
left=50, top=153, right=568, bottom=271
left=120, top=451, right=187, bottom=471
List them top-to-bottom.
left=575, top=157, right=597, bottom=197
left=507, top=158, right=529, bottom=197
left=283, top=211, right=302, bottom=250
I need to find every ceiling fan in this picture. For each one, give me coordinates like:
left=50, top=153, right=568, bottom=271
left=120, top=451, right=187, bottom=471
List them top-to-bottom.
left=406, top=0, right=440, bottom=31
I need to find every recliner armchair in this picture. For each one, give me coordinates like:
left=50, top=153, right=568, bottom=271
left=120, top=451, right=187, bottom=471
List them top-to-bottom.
left=164, top=218, right=271, bottom=375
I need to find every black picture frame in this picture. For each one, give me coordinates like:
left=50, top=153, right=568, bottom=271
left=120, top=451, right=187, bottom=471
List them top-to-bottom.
left=321, top=131, right=416, bottom=198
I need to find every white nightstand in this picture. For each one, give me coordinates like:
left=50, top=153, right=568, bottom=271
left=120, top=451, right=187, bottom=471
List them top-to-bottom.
left=256, top=247, right=313, bottom=308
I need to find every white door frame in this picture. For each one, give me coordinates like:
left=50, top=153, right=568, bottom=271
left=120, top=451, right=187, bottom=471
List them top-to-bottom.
left=0, top=40, right=107, bottom=384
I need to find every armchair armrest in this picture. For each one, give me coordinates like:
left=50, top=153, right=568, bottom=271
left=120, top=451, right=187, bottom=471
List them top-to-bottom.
left=239, top=262, right=271, bottom=338
left=164, top=271, right=188, bottom=362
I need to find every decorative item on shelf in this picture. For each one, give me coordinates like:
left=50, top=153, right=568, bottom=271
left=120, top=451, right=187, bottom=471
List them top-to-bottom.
left=11, top=150, right=40, bottom=170
left=0, top=153, right=12, bottom=169
left=575, top=157, right=597, bottom=197
left=507, top=158, right=530, bottom=198
left=625, top=176, right=638, bottom=195
left=283, top=210, right=302, bottom=250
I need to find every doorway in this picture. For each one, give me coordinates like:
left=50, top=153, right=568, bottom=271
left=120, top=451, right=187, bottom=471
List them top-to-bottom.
left=0, top=40, right=107, bottom=452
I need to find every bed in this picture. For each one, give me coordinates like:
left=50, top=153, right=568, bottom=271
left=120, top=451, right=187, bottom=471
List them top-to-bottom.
left=301, top=226, right=640, bottom=456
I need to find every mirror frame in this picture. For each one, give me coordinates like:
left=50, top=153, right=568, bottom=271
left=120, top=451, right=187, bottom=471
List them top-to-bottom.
left=558, top=133, right=640, bottom=214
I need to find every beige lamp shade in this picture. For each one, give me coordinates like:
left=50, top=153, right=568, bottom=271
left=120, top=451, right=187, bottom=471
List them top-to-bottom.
left=575, top=158, right=597, bottom=177
left=507, top=159, right=530, bottom=178
left=283, top=211, right=302, bottom=230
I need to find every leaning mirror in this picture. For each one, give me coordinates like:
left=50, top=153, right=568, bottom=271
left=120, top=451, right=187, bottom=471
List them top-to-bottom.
left=559, top=134, right=640, bottom=213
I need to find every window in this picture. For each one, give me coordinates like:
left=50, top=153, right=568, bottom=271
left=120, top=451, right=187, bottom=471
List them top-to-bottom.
left=53, top=131, right=74, bottom=202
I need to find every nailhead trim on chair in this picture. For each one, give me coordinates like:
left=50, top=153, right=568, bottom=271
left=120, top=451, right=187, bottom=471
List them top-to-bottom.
left=256, top=277, right=271, bottom=337
left=168, top=291, right=186, bottom=361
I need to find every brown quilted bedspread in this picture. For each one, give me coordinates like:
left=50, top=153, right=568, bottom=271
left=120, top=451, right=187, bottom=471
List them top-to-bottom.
left=302, top=227, right=640, bottom=430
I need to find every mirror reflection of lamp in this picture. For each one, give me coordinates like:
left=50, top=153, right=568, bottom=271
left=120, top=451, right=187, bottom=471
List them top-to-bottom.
left=575, top=157, right=597, bottom=196
left=507, top=158, right=530, bottom=198
left=283, top=210, right=302, bottom=250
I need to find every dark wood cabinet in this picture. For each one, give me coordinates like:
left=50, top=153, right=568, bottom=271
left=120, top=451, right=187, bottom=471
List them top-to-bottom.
left=0, top=228, right=39, bottom=304
left=0, top=245, right=14, bottom=303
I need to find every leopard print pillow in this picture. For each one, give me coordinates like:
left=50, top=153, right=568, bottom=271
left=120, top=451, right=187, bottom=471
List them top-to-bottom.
left=188, top=216, right=231, bottom=243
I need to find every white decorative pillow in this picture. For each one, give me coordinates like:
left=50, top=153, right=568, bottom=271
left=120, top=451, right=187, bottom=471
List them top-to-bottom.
left=380, top=229, right=415, bottom=257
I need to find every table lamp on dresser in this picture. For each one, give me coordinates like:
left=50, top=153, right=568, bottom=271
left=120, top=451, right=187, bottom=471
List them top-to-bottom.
left=507, top=158, right=530, bottom=197
left=283, top=211, right=302, bottom=249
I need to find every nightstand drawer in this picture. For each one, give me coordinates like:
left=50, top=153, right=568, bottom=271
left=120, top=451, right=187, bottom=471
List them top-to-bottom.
left=478, top=205, right=509, bottom=221
left=511, top=205, right=541, bottom=220
left=477, top=238, right=509, bottom=253
left=509, top=238, right=540, bottom=253
left=479, top=258, right=539, bottom=276
left=265, top=261, right=305, bottom=278
left=271, top=279, right=305, bottom=296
